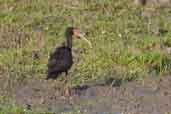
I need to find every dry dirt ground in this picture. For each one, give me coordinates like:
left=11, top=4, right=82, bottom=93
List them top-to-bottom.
left=1, top=75, right=171, bottom=114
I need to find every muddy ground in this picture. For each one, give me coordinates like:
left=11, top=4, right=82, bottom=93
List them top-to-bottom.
left=0, top=75, right=171, bottom=114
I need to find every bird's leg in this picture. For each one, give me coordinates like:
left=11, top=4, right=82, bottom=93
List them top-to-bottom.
left=61, top=71, right=68, bottom=85
left=64, top=71, right=71, bottom=96
left=65, top=71, right=68, bottom=83
left=61, top=72, right=68, bottom=85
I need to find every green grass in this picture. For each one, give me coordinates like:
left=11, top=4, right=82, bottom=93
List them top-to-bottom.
left=0, top=1, right=171, bottom=113
left=0, top=104, right=53, bottom=114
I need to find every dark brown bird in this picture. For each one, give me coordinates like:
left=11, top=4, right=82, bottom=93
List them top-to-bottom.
left=46, top=27, right=92, bottom=81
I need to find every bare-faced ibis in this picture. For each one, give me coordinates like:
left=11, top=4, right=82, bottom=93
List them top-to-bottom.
left=46, top=27, right=92, bottom=83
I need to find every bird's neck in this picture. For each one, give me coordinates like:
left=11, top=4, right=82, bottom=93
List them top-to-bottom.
left=65, top=35, right=72, bottom=49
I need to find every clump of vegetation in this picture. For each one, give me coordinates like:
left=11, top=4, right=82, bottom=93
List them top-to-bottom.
left=0, top=104, right=54, bottom=114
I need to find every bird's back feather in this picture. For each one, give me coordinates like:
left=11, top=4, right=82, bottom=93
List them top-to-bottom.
left=47, top=46, right=73, bottom=79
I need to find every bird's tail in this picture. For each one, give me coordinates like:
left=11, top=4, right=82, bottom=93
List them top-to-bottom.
left=46, top=72, right=60, bottom=80
left=46, top=72, right=53, bottom=80
left=46, top=75, right=50, bottom=80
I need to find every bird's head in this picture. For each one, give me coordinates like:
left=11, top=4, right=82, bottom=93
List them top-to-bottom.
left=65, top=27, right=92, bottom=48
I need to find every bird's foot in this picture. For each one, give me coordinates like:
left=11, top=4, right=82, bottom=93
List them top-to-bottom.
left=61, top=86, right=72, bottom=97
left=65, top=87, right=71, bottom=96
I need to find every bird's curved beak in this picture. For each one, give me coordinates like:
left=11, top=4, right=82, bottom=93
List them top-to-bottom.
left=79, top=34, right=92, bottom=48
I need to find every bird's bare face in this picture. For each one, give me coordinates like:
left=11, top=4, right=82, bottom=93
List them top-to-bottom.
left=73, top=28, right=92, bottom=48
left=73, top=28, right=82, bottom=38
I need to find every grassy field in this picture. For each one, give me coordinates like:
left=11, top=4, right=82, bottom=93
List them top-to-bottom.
left=0, top=0, right=171, bottom=113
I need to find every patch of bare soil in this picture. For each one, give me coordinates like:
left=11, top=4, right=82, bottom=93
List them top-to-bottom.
left=1, top=76, right=171, bottom=114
